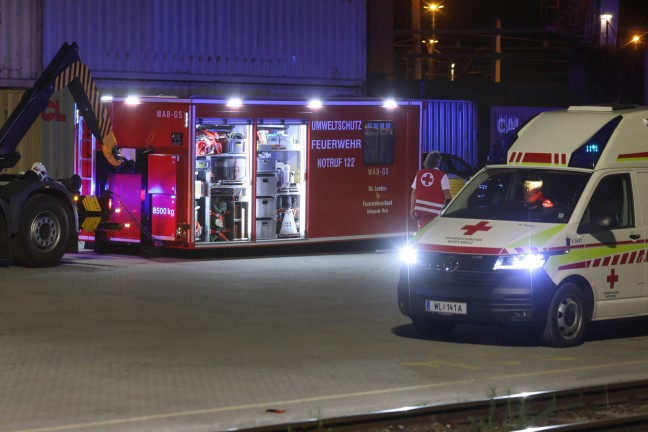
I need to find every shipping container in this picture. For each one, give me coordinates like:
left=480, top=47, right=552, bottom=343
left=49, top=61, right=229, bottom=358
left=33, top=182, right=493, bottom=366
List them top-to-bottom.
left=0, top=0, right=41, bottom=86
left=43, top=0, right=366, bottom=97
left=0, top=89, right=76, bottom=178
left=0, top=90, right=42, bottom=174
left=77, top=98, right=422, bottom=250
left=422, top=100, right=478, bottom=167
left=490, top=105, right=559, bottom=149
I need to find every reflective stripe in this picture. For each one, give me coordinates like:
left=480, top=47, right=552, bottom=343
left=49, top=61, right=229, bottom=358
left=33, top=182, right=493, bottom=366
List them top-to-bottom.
left=415, top=198, right=444, bottom=215
left=415, top=199, right=444, bottom=209
left=414, top=206, right=441, bottom=215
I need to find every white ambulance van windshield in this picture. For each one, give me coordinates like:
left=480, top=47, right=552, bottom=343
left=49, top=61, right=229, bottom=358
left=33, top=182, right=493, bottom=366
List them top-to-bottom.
left=443, top=168, right=591, bottom=223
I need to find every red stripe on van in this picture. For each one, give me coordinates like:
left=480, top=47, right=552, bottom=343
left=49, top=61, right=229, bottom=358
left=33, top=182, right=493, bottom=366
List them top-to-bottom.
left=618, top=152, right=648, bottom=160
left=523, top=153, right=552, bottom=164
left=558, top=261, right=589, bottom=271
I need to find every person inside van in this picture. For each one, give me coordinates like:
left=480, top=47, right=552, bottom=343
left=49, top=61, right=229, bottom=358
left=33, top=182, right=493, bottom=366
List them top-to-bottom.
left=523, top=178, right=553, bottom=209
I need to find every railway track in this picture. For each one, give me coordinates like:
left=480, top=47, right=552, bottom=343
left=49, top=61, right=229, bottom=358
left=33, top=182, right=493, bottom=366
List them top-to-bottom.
left=239, top=379, right=648, bottom=431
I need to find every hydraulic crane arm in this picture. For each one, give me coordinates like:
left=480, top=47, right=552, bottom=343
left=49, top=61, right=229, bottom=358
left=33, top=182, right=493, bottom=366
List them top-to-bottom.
left=0, top=42, right=122, bottom=170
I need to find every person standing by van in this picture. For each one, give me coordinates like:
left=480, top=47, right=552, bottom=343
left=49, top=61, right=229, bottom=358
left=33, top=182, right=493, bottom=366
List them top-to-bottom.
left=410, top=151, right=452, bottom=230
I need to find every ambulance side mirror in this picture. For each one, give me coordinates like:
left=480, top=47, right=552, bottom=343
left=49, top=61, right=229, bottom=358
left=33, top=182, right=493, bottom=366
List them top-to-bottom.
left=578, top=210, right=619, bottom=234
left=590, top=210, right=619, bottom=231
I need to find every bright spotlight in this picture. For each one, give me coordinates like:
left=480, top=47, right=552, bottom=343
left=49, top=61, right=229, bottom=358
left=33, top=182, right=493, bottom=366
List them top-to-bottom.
left=308, top=99, right=323, bottom=108
left=383, top=99, right=397, bottom=109
left=400, top=246, right=418, bottom=264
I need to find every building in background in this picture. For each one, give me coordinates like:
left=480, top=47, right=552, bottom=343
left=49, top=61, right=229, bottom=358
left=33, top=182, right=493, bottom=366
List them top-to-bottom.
left=1, top=0, right=646, bottom=174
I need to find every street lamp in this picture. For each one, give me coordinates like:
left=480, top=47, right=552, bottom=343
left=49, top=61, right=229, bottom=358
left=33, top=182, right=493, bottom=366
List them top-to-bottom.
left=425, top=3, right=444, bottom=78
left=426, top=3, right=444, bottom=51
left=616, top=34, right=643, bottom=51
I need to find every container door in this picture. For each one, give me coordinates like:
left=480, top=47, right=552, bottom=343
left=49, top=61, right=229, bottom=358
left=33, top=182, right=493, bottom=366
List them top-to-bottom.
left=194, top=118, right=252, bottom=243
left=255, top=119, right=307, bottom=240
left=148, top=154, right=179, bottom=240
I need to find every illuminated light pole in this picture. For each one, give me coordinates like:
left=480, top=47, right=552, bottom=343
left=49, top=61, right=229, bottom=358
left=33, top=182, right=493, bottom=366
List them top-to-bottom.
left=412, top=0, right=422, bottom=79
left=425, top=3, right=443, bottom=79
left=599, top=13, right=616, bottom=48
left=493, top=18, right=502, bottom=83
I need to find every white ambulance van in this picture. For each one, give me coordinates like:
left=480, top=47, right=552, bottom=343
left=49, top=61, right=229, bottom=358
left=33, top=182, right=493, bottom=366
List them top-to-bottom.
left=398, top=105, right=648, bottom=347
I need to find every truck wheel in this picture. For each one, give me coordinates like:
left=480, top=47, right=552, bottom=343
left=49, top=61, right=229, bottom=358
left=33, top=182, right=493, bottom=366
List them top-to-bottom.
left=13, top=195, right=69, bottom=267
left=541, top=283, right=590, bottom=347
left=412, top=316, right=456, bottom=339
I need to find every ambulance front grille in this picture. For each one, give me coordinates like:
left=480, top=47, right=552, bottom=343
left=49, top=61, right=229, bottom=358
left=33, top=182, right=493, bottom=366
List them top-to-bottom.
left=414, top=252, right=505, bottom=288
left=417, top=252, right=498, bottom=273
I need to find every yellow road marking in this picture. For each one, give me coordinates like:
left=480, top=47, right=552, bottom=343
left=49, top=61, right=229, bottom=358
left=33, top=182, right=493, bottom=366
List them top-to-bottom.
left=11, top=358, right=648, bottom=432
left=402, top=360, right=484, bottom=371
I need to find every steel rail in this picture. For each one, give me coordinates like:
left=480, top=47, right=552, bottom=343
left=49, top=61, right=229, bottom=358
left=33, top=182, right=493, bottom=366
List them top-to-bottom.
left=236, top=379, right=648, bottom=432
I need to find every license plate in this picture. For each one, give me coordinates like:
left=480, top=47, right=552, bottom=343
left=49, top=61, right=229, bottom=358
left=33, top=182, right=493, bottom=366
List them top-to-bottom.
left=425, top=300, right=467, bottom=315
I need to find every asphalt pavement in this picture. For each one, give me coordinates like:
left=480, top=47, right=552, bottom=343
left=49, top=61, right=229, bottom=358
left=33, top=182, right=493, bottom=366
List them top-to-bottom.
left=0, top=248, right=647, bottom=432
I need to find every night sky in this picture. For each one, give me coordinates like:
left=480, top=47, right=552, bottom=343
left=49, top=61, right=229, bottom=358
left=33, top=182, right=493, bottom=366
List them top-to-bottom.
left=396, top=0, right=648, bottom=30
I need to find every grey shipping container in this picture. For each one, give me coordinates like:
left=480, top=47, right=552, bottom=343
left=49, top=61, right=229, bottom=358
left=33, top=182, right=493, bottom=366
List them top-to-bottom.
left=0, top=0, right=41, bottom=86
left=42, top=0, right=366, bottom=96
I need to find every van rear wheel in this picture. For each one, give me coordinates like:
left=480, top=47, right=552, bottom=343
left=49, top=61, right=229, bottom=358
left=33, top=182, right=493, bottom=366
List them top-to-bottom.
left=541, top=283, right=589, bottom=347
left=412, top=316, right=456, bottom=339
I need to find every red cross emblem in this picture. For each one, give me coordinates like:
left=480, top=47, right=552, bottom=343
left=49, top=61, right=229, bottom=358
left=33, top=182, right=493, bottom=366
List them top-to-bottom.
left=420, top=172, right=435, bottom=187
left=461, top=221, right=493, bottom=236
left=607, top=268, right=619, bottom=289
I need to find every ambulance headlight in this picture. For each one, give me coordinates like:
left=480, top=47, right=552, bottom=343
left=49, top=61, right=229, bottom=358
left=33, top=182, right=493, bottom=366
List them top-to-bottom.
left=400, top=246, right=418, bottom=264
left=494, top=253, right=545, bottom=270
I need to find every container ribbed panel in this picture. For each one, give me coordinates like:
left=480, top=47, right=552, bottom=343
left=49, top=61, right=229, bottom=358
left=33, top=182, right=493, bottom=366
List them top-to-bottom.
left=0, top=0, right=41, bottom=83
left=43, top=0, right=366, bottom=85
left=422, top=100, right=478, bottom=167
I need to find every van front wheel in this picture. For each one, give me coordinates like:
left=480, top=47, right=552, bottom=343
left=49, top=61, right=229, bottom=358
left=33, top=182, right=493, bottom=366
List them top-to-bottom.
left=541, top=283, right=589, bottom=347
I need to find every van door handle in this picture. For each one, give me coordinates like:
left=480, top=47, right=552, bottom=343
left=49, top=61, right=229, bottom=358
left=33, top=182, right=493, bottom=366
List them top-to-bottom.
left=630, top=234, right=641, bottom=241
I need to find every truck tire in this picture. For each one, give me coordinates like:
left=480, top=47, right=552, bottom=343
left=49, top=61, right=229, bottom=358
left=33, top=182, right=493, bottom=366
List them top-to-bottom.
left=12, top=195, right=69, bottom=267
left=541, top=282, right=590, bottom=348
left=412, top=316, right=456, bottom=339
